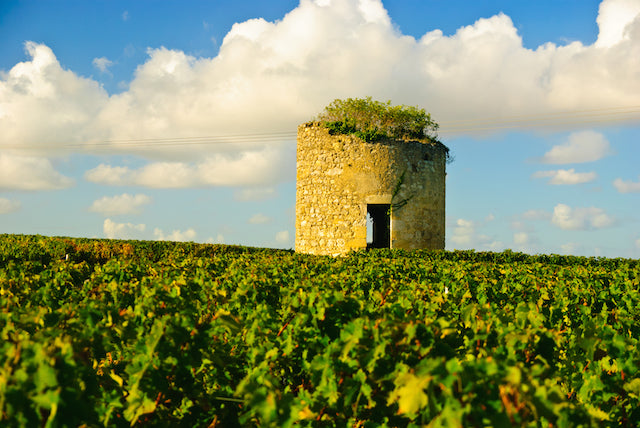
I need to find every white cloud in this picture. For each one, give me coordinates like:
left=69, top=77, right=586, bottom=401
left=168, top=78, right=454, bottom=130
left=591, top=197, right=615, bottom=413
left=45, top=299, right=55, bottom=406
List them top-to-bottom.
left=2, top=0, right=640, bottom=190
left=9, top=0, right=640, bottom=147
left=356, top=0, right=391, bottom=24
left=596, top=0, right=640, bottom=47
left=122, top=10, right=129, bottom=21
left=0, top=42, right=108, bottom=152
left=92, top=57, right=114, bottom=73
left=539, top=131, right=613, bottom=164
left=84, top=147, right=293, bottom=188
left=0, top=154, right=73, bottom=190
left=83, top=164, right=130, bottom=186
left=532, top=168, right=597, bottom=185
left=613, top=176, right=640, bottom=193
left=234, top=187, right=276, bottom=201
left=89, top=193, right=152, bottom=216
left=0, top=197, right=20, bottom=214
left=551, top=203, right=615, bottom=230
left=521, top=209, right=552, bottom=221
left=510, top=212, right=546, bottom=253
left=248, top=213, right=271, bottom=224
left=448, top=217, right=504, bottom=250
left=103, top=218, right=146, bottom=239
left=449, top=218, right=475, bottom=246
left=154, top=227, right=197, bottom=242
left=275, top=230, right=290, bottom=244
left=511, top=231, right=542, bottom=254
left=513, top=232, right=530, bottom=246
left=207, top=234, right=225, bottom=244
left=478, top=236, right=504, bottom=252
left=558, top=242, right=604, bottom=257
left=560, top=242, right=582, bottom=255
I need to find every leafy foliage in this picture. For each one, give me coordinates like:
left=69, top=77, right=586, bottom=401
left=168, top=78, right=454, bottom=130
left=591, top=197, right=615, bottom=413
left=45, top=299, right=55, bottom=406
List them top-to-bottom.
left=317, top=97, right=440, bottom=142
left=1, top=234, right=639, bottom=426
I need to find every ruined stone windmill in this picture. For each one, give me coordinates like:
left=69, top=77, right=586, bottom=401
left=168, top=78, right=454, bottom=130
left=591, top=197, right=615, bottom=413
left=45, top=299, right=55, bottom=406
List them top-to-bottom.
left=295, top=98, right=449, bottom=256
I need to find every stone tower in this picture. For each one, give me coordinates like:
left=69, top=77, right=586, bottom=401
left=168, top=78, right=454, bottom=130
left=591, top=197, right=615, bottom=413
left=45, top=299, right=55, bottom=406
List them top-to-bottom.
left=295, top=122, right=448, bottom=256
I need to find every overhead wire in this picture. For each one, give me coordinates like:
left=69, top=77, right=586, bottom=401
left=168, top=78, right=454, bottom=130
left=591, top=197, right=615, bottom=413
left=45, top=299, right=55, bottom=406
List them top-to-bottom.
left=1, top=105, right=639, bottom=150
left=0, top=131, right=298, bottom=151
left=89, top=131, right=298, bottom=147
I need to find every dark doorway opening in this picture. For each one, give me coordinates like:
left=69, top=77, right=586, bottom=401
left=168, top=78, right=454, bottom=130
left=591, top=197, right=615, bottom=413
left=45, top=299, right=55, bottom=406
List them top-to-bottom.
left=366, top=204, right=391, bottom=249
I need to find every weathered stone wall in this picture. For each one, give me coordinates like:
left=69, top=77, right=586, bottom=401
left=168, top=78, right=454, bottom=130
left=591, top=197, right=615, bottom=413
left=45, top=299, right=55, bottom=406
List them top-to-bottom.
left=296, top=122, right=447, bottom=256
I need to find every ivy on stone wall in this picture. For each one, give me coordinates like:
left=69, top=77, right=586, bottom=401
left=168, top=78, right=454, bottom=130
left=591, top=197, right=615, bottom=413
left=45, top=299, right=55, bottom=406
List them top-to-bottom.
left=317, top=97, right=439, bottom=142
left=390, top=170, right=413, bottom=213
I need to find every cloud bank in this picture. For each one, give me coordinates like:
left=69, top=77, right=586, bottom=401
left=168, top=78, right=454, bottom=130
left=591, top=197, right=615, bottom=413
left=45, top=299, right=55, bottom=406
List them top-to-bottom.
left=1, top=0, right=639, bottom=189
left=0, top=42, right=108, bottom=151
left=84, top=147, right=293, bottom=188
left=0, top=154, right=74, bottom=190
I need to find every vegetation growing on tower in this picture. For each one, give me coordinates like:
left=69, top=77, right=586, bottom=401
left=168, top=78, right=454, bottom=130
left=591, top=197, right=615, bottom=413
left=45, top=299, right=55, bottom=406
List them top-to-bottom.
left=316, top=97, right=440, bottom=142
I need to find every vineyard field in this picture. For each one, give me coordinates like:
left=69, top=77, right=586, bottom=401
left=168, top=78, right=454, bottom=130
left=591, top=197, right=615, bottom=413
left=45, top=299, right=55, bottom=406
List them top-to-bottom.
left=1, top=234, right=639, bottom=427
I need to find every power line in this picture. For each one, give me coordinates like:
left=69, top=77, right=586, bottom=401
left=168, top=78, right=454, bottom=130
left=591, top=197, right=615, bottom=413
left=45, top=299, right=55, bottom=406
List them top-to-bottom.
left=1, top=106, right=639, bottom=150
left=0, top=131, right=298, bottom=151
left=91, top=131, right=298, bottom=146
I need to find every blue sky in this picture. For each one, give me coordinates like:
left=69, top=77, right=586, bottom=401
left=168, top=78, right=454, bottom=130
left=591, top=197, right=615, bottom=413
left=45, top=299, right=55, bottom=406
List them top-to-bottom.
left=1, top=0, right=639, bottom=257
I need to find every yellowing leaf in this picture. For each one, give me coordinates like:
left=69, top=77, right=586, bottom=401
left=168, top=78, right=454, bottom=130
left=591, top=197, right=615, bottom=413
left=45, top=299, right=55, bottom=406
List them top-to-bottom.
left=505, top=367, right=521, bottom=385
left=110, top=371, right=124, bottom=387
left=388, top=373, right=431, bottom=415
left=623, top=378, right=640, bottom=397
left=124, top=393, right=157, bottom=426
left=586, top=405, right=610, bottom=421
left=298, top=406, right=316, bottom=420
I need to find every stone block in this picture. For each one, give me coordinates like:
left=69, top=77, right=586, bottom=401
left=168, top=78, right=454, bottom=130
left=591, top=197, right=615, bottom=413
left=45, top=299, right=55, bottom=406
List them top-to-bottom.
left=295, top=122, right=447, bottom=255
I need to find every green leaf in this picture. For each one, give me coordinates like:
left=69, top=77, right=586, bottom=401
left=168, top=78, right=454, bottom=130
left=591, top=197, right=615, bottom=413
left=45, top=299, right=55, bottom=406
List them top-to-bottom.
left=445, top=358, right=462, bottom=374
left=34, top=363, right=58, bottom=391
left=32, top=389, right=60, bottom=428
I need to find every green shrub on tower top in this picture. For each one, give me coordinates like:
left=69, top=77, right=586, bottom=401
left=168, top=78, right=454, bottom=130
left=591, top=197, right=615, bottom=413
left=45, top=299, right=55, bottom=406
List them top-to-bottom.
left=316, top=97, right=439, bottom=142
